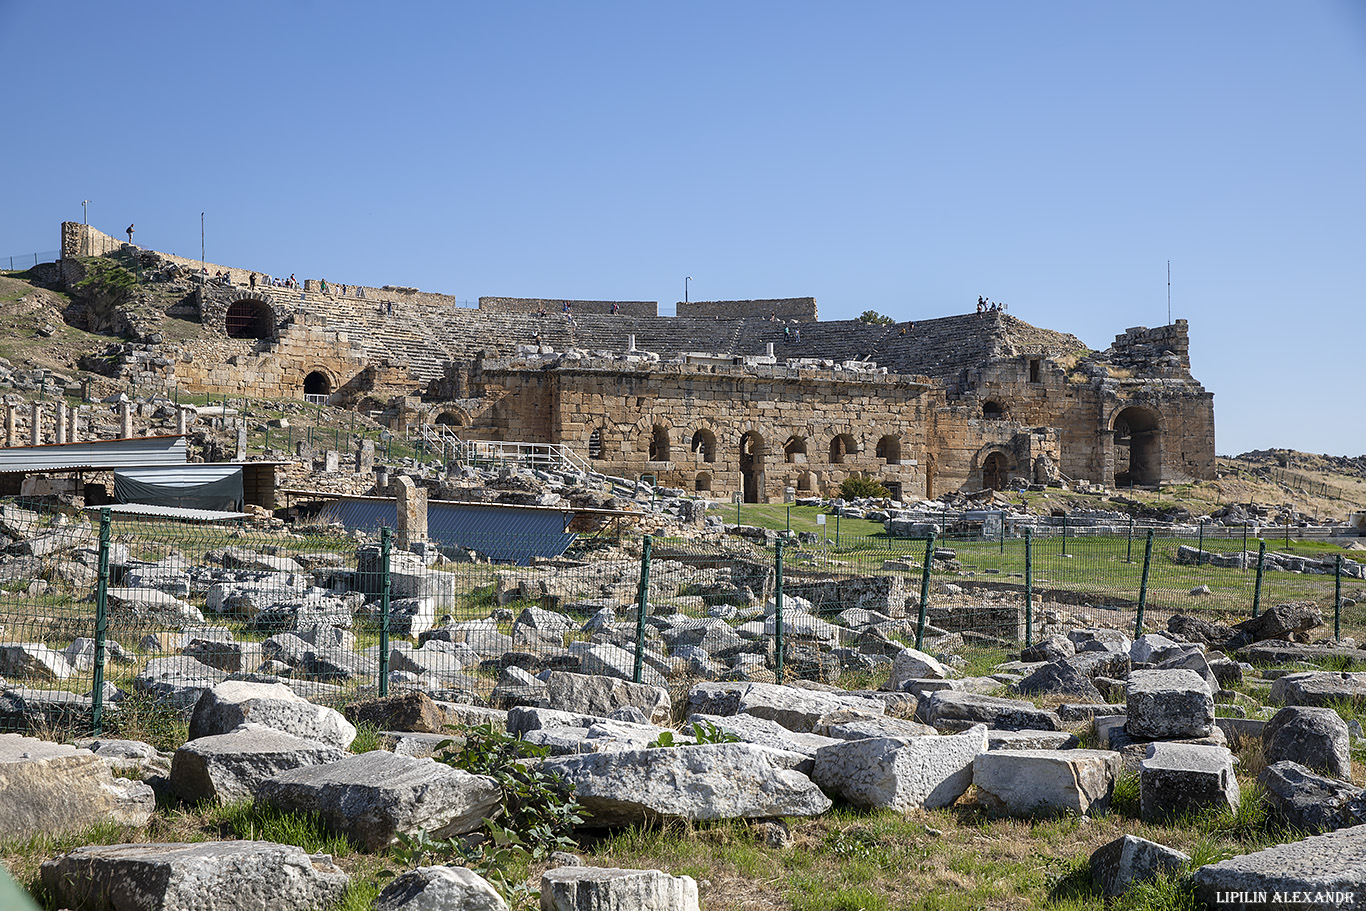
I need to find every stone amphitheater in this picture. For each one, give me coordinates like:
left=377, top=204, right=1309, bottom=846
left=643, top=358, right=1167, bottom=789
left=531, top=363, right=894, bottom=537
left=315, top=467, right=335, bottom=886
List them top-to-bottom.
left=59, top=222, right=1215, bottom=501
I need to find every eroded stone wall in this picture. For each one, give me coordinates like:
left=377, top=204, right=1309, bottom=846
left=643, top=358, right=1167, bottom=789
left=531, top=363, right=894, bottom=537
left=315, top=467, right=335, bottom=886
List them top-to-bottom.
left=479, top=297, right=658, bottom=317
left=676, top=298, right=818, bottom=321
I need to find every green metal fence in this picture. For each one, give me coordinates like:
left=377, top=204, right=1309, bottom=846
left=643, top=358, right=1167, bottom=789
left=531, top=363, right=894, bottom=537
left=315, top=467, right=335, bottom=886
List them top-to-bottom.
left=0, top=498, right=1356, bottom=740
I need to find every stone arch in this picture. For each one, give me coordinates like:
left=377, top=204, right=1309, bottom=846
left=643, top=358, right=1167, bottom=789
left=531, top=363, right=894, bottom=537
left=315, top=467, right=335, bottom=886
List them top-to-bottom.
left=224, top=298, right=276, bottom=339
left=303, top=370, right=332, bottom=397
left=982, top=400, right=1007, bottom=420
left=1112, top=405, right=1162, bottom=486
left=435, top=407, right=472, bottom=429
left=649, top=424, right=671, bottom=462
left=690, top=428, right=717, bottom=463
left=739, top=430, right=766, bottom=503
left=829, top=433, right=859, bottom=465
left=875, top=434, right=901, bottom=465
left=784, top=435, right=808, bottom=464
left=974, top=445, right=1016, bottom=492
left=695, top=471, right=712, bottom=492
left=796, top=471, right=815, bottom=492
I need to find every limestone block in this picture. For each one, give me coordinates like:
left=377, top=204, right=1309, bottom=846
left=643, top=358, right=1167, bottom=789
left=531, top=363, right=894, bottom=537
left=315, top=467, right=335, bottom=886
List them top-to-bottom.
left=0, top=642, right=73, bottom=680
left=885, top=646, right=950, bottom=688
left=133, top=656, right=228, bottom=713
left=1125, top=669, right=1213, bottom=739
left=545, top=671, right=672, bottom=725
left=1270, top=672, right=1366, bottom=709
left=188, top=680, right=356, bottom=749
left=735, top=682, right=885, bottom=733
left=924, top=691, right=1062, bottom=732
left=1263, top=706, right=1352, bottom=780
left=170, top=723, right=348, bottom=803
left=811, top=725, right=987, bottom=811
left=0, top=734, right=155, bottom=842
left=1139, top=742, right=1239, bottom=822
left=541, top=743, right=831, bottom=824
left=972, top=748, right=1121, bottom=817
left=256, top=752, right=501, bottom=851
left=1259, top=761, right=1366, bottom=835
left=1193, top=824, right=1366, bottom=910
left=1090, top=835, right=1190, bottom=897
left=41, top=840, right=349, bottom=911
left=376, top=865, right=508, bottom=911
left=541, top=867, right=700, bottom=911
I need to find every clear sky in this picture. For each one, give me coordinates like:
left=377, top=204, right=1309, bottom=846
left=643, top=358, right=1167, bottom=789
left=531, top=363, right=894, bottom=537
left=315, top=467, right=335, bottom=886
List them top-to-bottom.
left=2, top=1, right=1362, bottom=457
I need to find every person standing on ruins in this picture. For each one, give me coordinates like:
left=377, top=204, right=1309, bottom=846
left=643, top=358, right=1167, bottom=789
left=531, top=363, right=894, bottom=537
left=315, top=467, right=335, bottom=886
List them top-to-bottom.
left=125, top=224, right=135, bottom=244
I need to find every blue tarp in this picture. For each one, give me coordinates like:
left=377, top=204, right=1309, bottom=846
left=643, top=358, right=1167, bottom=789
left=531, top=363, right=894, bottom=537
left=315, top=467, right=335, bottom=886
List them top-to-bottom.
left=318, top=499, right=576, bottom=565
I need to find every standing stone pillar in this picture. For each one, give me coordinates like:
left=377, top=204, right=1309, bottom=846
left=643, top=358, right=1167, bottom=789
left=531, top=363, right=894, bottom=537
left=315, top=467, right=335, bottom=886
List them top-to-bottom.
left=30, top=402, right=42, bottom=445
left=119, top=403, right=133, bottom=439
left=4, top=404, right=15, bottom=447
left=55, top=405, right=68, bottom=445
left=68, top=405, right=80, bottom=443
left=176, top=408, right=189, bottom=436
left=235, top=423, right=247, bottom=461
left=356, top=439, right=374, bottom=474
left=323, top=450, right=340, bottom=473
left=394, top=475, right=427, bottom=551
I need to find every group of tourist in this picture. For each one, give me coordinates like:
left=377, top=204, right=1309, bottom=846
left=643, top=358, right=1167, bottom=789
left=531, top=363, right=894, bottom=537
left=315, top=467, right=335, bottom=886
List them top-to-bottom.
left=977, top=296, right=1007, bottom=313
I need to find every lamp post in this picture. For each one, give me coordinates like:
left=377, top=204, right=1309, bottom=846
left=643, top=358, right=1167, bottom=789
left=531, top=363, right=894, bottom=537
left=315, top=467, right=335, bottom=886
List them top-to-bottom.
left=81, top=200, right=89, bottom=224
left=685, top=276, right=691, bottom=303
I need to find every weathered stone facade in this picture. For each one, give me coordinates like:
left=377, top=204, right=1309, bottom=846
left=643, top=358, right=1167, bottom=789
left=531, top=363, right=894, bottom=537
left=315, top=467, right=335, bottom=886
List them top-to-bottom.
left=55, top=223, right=1217, bottom=500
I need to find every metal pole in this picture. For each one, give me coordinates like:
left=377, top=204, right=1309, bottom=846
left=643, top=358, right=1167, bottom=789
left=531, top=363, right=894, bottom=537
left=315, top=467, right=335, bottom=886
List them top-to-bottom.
left=786, top=505, right=791, bottom=534
left=91, top=507, right=111, bottom=735
left=999, top=511, right=1005, bottom=554
left=835, top=512, right=840, bottom=546
left=1061, top=514, right=1068, bottom=558
left=1127, top=515, right=1134, bottom=563
left=1197, top=519, right=1205, bottom=565
left=1242, top=522, right=1248, bottom=563
left=379, top=527, right=391, bottom=697
left=1024, top=528, right=1033, bottom=647
left=1135, top=529, right=1155, bottom=638
left=915, top=532, right=936, bottom=649
left=633, top=536, right=652, bottom=684
left=774, top=538, right=785, bottom=684
left=1253, top=540, right=1267, bottom=617
left=1336, top=554, right=1343, bottom=642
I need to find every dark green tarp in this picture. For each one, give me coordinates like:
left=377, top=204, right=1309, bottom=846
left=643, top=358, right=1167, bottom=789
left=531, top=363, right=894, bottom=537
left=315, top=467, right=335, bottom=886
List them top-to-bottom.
left=114, top=467, right=244, bottom=511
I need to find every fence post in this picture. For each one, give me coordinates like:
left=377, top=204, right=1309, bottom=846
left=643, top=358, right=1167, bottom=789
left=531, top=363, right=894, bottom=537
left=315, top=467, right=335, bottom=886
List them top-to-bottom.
left=91, top=508, right=112, bottom=736
left=999, top=511, right=1005, bottom=554
left=835, top=513, right=840, bottom=546
left=1126, top=516, right=1134, bottom=563
left=1197, top=519, right=1205, bottom=565
left=1242, top=522, right=1248, bottom=561
left=379, top=527, right=391, bottom=697
left=1024, top=528, right=1033, bottom=647
left=1134, top=529, right=1155, bottom=639
left=915, top=532, right=936, bottom=649
left=633, top=536, right=652, bottom=684
left=774, top=538, right=785, bottom=685
left=1253, top=540, right=1267, bottom=617
left=1336, top=554, right=1343, bottom=642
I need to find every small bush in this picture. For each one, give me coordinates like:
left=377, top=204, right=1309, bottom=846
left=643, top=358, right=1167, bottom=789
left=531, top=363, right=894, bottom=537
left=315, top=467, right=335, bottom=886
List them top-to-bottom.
left=839, top=477, right=889, bottom=500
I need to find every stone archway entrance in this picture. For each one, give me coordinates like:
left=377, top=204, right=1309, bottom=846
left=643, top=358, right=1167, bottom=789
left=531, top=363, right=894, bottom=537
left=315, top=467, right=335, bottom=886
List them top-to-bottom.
left=225, top=299, right=275, bottom=339
left=1114, top=406, right=1161, bottom=486
left=739, top=431, right=765, bottom=503
left=983, top=452, right=1008, bottom=491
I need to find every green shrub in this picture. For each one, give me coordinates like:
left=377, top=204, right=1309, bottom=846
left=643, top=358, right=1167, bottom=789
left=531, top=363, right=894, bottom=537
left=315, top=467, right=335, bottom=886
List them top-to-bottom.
left=839, top=477, right=889, bottom=500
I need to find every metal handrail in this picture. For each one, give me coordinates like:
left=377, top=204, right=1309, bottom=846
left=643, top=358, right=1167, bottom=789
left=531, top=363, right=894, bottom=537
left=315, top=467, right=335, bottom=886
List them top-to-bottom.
left=407, top=425, right=591, bottom=474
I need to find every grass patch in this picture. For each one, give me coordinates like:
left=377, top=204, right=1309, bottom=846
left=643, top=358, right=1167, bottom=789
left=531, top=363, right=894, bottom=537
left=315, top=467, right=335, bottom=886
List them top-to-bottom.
left=208, top=801, right=355, bottom=857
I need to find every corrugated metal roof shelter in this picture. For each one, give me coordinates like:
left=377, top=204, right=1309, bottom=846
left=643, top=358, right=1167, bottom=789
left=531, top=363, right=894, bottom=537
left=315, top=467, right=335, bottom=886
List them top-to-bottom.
left=0, top=435, right=187, bottom=472
left=308, top=496, right=582, bottom=565
left=85, top=503, right=251, bottom=522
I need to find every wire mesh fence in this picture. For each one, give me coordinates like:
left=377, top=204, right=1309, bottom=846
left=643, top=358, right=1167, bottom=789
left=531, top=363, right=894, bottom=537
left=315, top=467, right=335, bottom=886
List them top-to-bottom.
left=0, top=498, right=1357, bottom=741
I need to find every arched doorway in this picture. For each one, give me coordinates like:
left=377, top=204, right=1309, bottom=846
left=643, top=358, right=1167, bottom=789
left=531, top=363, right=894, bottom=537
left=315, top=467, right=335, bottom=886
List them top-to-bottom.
left=225, top=299, right=275, bottom=339
left=303, top=371, right=331, bottom=404
left=1114, top=407, right=1161, bottom=486
left=435, top=411, right=464, bottom=428
left=649, top=425, right=671, bottom=462
left=690, top=428, right=716, bottom=463
left=739, top=430, right=765, bottom=503
left=829, top=433, right=858, bottom=464
left=876, top=434, right=901, bottom=465
left=784, top=436, right=808, bottom=463
left=983, top=452, right=1008, bottom=491
left=695, top=472, right=712, bottom=492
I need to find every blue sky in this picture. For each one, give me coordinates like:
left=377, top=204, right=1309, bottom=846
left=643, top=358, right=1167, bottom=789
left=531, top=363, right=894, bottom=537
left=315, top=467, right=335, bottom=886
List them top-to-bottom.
left=2, top=1, right=1363, bottom=456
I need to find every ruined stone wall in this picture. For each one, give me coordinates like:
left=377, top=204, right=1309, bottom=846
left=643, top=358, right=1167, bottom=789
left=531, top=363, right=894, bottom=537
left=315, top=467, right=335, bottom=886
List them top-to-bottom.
left=61, top=223, right=123, bottom=258
left=479, top=297, right=658, bottom=317
left=676, top=298, right=818, bottom=321
left=1105, top=320, right=1191, bottom=369
left=174, top=323, right=371, bottom=400
left=475, top=361, right=935, bottom=501
left=929, top=408, right=1062, bottom=494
